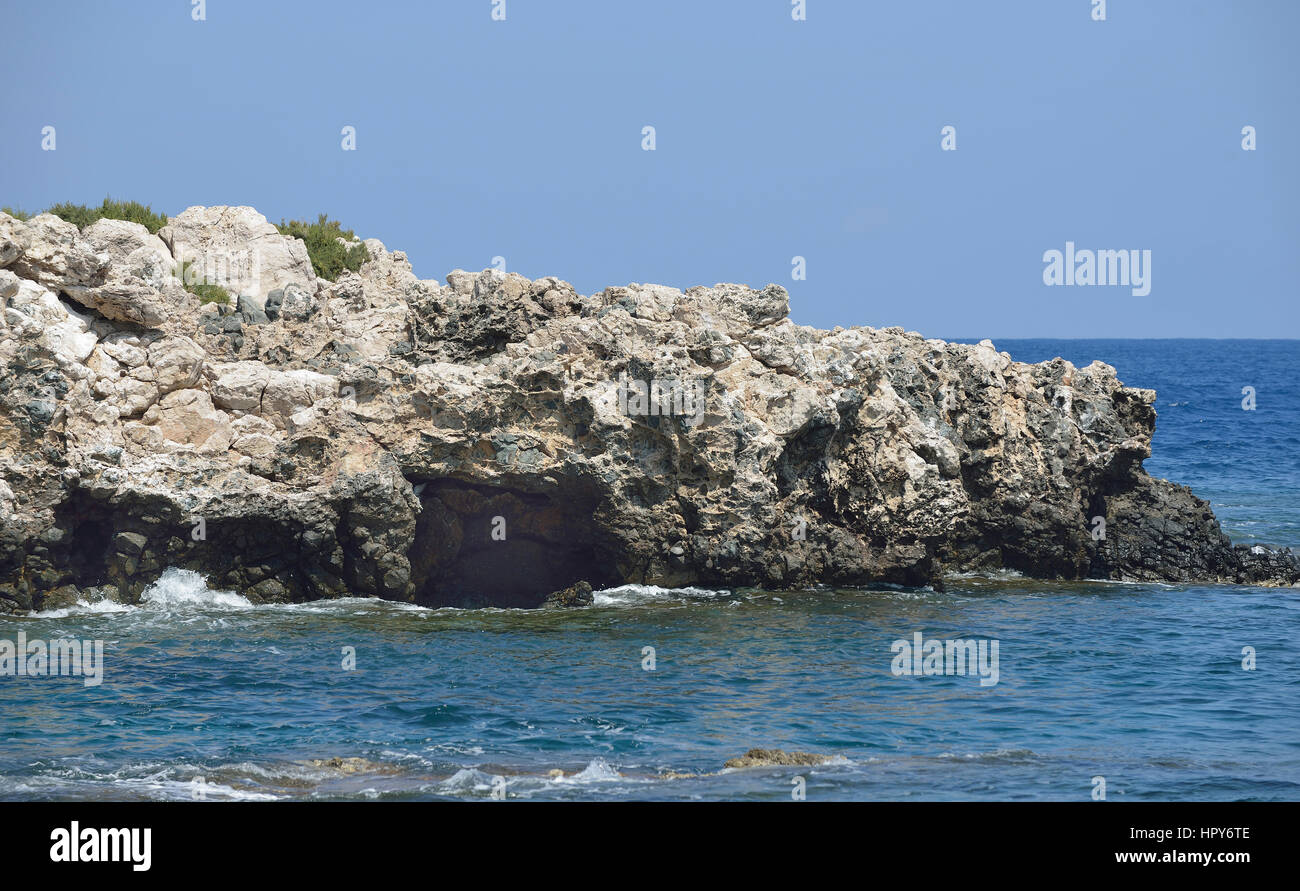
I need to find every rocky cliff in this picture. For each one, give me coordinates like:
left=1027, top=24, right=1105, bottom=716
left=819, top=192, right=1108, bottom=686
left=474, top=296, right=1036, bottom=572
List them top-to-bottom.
left=0, top=206, right=1294, bottom=612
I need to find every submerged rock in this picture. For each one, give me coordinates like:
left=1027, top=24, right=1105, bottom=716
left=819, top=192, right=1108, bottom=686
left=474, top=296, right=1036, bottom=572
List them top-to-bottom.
left=0, top=205, right=1295, bottom=611
left=723, top=748, right=833, bottom=769
left=305, top=757, right=397, bottom=775
left=658, top=769, right=701, bottom=780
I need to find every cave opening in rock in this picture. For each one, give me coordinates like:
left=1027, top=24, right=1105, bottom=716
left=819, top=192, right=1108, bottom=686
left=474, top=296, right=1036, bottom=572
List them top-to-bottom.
left=407, top=478, right=622, bottom=608
left=52, top=493, right=114, bottom=586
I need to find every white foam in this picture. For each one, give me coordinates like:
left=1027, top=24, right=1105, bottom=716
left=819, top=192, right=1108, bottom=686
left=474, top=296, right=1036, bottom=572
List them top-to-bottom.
left=139, top=568, right=253, bottom=609
left=943, top=569, right=1026, bottom=581
left=592, top=584, right=730, bottom=606
left=28, top=597, right=135, bottom=618
left=264, top=597, right=432, bottom=615
left=936, top=748, right=1036, bottom=762
left=564, top=757, right=623, bottom=783
left=1, top=761, right=281, bottom=801
left=439, top=768, right=495, bottom=793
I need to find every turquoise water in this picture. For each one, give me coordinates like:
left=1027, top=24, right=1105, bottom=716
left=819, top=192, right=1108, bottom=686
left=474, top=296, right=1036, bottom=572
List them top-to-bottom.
left=1, top=340, right=1298, bottom=800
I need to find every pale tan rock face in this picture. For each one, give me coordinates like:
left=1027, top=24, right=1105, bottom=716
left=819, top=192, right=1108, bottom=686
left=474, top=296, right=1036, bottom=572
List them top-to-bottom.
left=0, top=205, right=1291, bottom=614
left=158, top=206, right=317, bottom=309
left=2, top=213, right=192, bottom=330
left=3, top=213, right=107, bottom=292
left=81, top=218, right=172, bottom=270
left=64, top=270, right=178, bottom=329
left=2, top=274, right=99, bottom=368
left=147, top=336, right=206, bottom=395
left=210, top=361, right=270, bottom=412
left=260, top=369, right=337, bottom=429
left=142, top=388, right=232, bottom=451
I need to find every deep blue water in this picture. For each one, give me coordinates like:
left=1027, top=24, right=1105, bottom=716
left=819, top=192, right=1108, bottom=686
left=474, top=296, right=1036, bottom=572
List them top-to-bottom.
left=1, top=340, right=1297, bottom=801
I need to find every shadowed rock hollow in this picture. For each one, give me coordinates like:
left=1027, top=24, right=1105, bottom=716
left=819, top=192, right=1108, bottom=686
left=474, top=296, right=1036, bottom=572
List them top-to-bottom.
left=0, top=205, right=1294, bottom=612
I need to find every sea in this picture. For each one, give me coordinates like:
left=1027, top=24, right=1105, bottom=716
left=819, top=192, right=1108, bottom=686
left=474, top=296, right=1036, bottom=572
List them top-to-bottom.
left=2, top=339, right=1297, bottom=801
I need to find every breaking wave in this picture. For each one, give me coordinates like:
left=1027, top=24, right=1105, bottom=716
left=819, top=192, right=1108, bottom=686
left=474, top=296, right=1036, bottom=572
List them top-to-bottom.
left=140, top=568, right=253, bottom=609
left=591, top=584, right=732, bottom=606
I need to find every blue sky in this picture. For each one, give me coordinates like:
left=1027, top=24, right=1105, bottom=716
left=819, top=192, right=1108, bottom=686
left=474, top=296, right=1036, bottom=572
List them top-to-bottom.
left=1, top=0, right=1295, bottom=338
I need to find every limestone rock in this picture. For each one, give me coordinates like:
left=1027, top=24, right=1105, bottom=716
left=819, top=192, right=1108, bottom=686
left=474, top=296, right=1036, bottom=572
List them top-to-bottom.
left=0, top=202, right=1293, bottom=610
left=158, top=206, right=317, bottom=309
left=4, top=212, right=107, bottom=292
left=0, top=214, right=23, bottom=267
left=50, top=218, right=191, bottom=329
left=81, top=218, right=172, bottom=271
left=2, top=275, right=99, bottom=368
left=147, top=336, right=206, bottom=395
left=260, top=368, right=337, bottom=429
left=141, top=388, right=233, bottom=452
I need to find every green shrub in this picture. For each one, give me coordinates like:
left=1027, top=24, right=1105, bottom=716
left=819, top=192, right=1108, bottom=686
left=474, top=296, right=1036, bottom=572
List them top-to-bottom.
left=44, top=197, right=168, bottom=233
left=43, top=202, right=100, bottom=229
left=1, top=206, right=31, bottom=221
left=276, top=214, right=369, bottom=281
left=178, top=260, right=230, bottom=306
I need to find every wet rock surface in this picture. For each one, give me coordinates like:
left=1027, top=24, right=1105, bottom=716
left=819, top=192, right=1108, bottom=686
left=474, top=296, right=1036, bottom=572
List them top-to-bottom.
left=1, top=205, right=1295, bottom=613
left=542, top=581, right=595, bottom=609
left=723, top=748, right=833, bottom=769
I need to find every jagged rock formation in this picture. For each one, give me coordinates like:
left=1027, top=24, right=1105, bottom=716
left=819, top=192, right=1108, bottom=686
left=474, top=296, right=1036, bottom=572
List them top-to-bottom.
left=0, top=206, right=1294, bottom=612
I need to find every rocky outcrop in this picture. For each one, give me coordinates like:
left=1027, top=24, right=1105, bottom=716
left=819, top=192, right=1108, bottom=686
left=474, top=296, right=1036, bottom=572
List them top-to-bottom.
left=0, top=205, right=1295, bottom=613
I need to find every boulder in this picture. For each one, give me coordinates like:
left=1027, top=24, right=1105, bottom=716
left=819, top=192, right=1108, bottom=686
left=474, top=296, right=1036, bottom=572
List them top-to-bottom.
left=158, top=206, right=317, bottom=309
left=5, top=213, right=107, bottom=292
left=2, top=275, right=99, bottom=367
left=238, top=294, right=269, bottom=325
left=210, top=361, right=270, bottom=412
left=260, top=368, right=337, bottom=428
left=542, top=580, right=594, bottom=608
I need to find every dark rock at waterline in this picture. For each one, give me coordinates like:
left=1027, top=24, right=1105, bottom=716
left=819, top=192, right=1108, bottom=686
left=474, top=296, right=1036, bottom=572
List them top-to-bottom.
left=1087, top=475, right=1300, bottom=586
left=542, top=580, right=594, bottom=608
left=38, top=584, right=80, bottom=612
